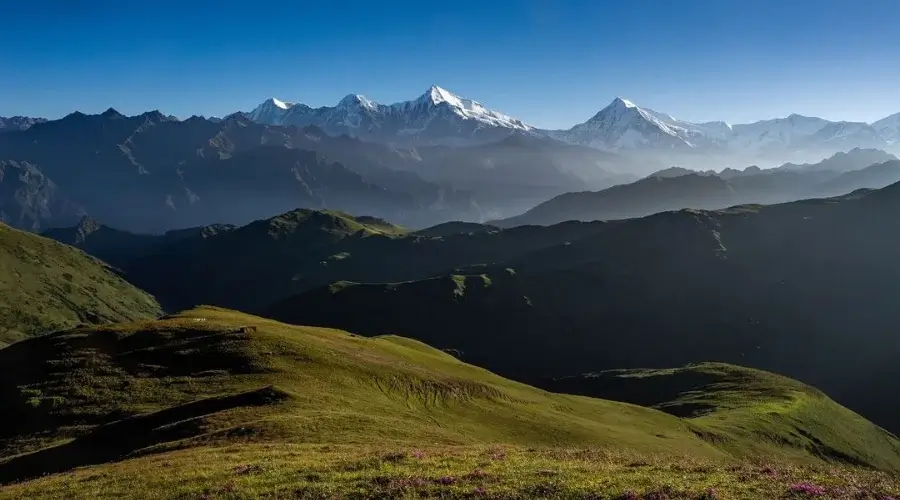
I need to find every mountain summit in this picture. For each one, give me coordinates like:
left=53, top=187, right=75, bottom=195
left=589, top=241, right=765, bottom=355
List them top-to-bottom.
left=244, top=85, right=534, bottom=146
left=548, top=97, right=701, bottom=150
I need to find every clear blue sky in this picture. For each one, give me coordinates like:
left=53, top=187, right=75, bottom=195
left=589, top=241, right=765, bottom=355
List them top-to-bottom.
left=2, top=0, right=899, bottom=128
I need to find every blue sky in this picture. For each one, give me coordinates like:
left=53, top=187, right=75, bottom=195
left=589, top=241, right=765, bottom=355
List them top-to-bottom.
left=2, top=0, right=899, bottom=128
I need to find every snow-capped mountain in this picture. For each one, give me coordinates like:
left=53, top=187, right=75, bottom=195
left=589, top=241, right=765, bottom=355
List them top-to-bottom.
left=245, top=86, right=534, bottom=146
left=242, top=89, right=900, bottom=159
left=546, top=97, right=722, bottom=151
left=247, top=98, right=294, bottom=124
left=550, top=98, right=896, bottom=157
left=873, top=113, right=900, bottom=144
left=728, top=114, right=832, bottom=152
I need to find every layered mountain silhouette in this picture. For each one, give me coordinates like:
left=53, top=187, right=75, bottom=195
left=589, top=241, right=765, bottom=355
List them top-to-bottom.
left=0, top=109, right=644, bottom=232
left=0, top=111, right=485, bottom=232
left=493, top=148, right=899, bottom=227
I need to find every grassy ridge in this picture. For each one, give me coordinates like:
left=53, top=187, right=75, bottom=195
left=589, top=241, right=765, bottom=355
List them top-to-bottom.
left=0, top=223, right=162, bottom=346
left=0, top=306, right=722, bottom=481
left=1, top=308, right=899, bottom=497
left=547, top=364, right=900, bottom=471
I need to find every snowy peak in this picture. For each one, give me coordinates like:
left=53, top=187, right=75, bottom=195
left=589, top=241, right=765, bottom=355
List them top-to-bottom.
left=244, top=85, right=534, bottom=145
left=401, top=85, right=533, bottom=131
left=424, top=85, right=459, bottom=106
left=337, top=94, right=377, bottom=110
left=553, top=97, right=697, bottom=150
left=553, top=97, right=897, bottom=154
left=610, top=97, right=638, bottom=109
left=248, top=98, right=296, bottom=124
left=270, top=98, right=294, bottom=110
left=873, top=112, right=900, bottom=143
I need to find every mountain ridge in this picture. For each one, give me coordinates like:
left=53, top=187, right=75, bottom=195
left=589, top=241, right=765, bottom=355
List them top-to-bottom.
left=238, top=89, right=900, bottom=159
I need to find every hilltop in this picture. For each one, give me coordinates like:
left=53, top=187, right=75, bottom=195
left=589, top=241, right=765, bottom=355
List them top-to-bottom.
left=270, top=183, right=900, bottom=436
left=62, top=209, right=607, bottom=312
left=0, top=223, right=161, bottom=346
left=1, top=307, right=898, bottom=499
left=546, top=363, right=900, bottom=470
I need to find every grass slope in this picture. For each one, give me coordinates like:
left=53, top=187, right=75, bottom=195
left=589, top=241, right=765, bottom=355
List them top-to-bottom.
left=271, top=186, right=900, bottom=436
left=0, top=223, right=161, bottom=346
left=0, top=307, right=722, bottom=480
left=1, top=308, right=899, bottom=498
left=547, top=363, right=900, bottom=472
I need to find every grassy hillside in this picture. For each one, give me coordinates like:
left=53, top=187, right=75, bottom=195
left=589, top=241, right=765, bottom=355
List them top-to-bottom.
left=270, top=185, right=900, bottom=437
left=0, top=223, right=161, bottom=346
left=0, top=307, right=719, bottom=472
left=0, top=308, right=898, bottom=498
left=546, top=363, right=900, bottom=471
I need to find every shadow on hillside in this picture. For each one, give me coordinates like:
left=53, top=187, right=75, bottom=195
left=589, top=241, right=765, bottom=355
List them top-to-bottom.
left=543, top=369, right=725, bottom=417
left=0, top=385, right=289, bottom=484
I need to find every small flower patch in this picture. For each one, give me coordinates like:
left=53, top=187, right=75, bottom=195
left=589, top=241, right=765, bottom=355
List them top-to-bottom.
left=789, top=482, right=826, bottom=496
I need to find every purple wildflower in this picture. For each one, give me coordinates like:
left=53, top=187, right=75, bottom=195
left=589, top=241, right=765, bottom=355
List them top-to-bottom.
left=411, top=450, right=426, bottom=459
left=436, top=476, right=456, bottom=486
left=789, top=483, right=826, bottom=496
left=472, top=487, right=487, bottom=496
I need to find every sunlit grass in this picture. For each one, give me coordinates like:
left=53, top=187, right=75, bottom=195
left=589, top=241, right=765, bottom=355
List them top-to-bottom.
left=2, top=444, right=899, bottom=499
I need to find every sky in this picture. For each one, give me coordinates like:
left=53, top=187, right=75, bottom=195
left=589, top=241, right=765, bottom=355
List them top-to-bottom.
left=2, top=0, right=900, bottom=128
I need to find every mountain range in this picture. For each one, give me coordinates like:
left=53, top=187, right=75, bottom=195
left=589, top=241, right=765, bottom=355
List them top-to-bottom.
left=245, top=85, right=534, bottom=147
left=8, top=86, right=900, bottom=174
left=240, top=86, right=900, bottom=167
left=0, top=107, right=639, bottom=233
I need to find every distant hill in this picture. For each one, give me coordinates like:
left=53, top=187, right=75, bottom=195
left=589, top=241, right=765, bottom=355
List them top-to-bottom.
left=777, top=147, right=897, bottom=172
left=493, top=148, right=900, bottom=227
left=816, top=159, right=900, bottom=196
left=647, top=166, right=716, bottom=178
left=493, top=173, right=737, bottom=227
left=269, top=184, right=900, bottom=435
left=121, top=210, right=605, bottom=312
left=42, top=216, right=161, bottom=269
left=412, top=221, right=499, bottom=237
left=0, top=223, right=161, bottom=346
left=1, top=306, right=898, bottom=493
